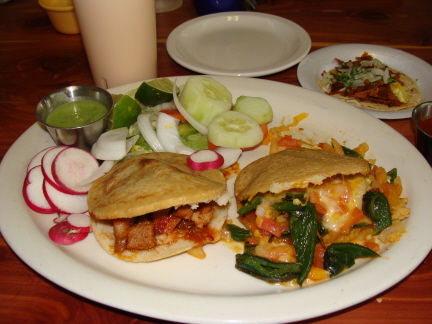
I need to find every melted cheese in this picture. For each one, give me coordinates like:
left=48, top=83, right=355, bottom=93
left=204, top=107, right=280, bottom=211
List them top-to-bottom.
left=307, top=175, right=369, bottom=232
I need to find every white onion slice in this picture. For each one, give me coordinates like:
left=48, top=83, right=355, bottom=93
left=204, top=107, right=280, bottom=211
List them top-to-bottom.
left=173, top=79, right=208, bottom=135
left=156, top=112, right=184, bottom=153
left=137, top=114, right=164, bottom=152
left=91, top=127, right=129, bottom=160
left=126, top=135, right=140, bottom=152
left=175, top=145, right=196, bottom=155
left=215, top=147, right=242, bottom=169
left=186, top=149, right=224, bottom=171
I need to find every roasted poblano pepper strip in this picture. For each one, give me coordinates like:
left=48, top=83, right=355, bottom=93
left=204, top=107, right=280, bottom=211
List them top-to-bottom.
left=342, top=146, right=363, bottom=158
left=387, top=168, right=397, bottom=184
left=362, top=190, right=392, bottom=234
left=284, top=191, right=306, bottom=200
left=237, top=195, right=263, bottom=215
left=273, top=200, right=305, bottom=212
left=288, top=202, right=318, bottom=286
left=226, top=224, right=252, bottom=242
left=324, top=242, right=380, bottom=277
left=235, top=254, right=301, bottom=283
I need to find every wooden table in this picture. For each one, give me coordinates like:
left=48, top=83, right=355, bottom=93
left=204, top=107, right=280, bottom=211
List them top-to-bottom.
left=1, top=0, right=431, bottom=323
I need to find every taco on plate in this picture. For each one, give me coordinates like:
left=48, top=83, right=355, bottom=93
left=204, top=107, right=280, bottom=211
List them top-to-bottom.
left=318, top=52, right=421, bottom=111
left=88, top=152, right=229, bottom=262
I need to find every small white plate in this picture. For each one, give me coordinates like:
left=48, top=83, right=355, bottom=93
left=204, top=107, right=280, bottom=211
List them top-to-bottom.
left=167, top=12, right=311, bottom=77
left=297, top=44, right=432, bottom=119
left=1, top=76, right=432, bottom=324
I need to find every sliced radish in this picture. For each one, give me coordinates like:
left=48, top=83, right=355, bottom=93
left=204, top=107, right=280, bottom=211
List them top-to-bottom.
left=27, top=146, right=56, bottom=172
left=41, top=146, right=69, bottom=193
left=52, top=147, right=99, bottom=194
left=215, top=147, right=242, bottom=169
left=187, top=149, right=224, bottom=171
left=77, top=159, right=116, bottom=186
left=23, top=165, right=56, bottom=214
left=43, top=180, right=88, bottom=214
left=54, top=213, right=69, bottom=223
left=66, top=213, right=91, bottom=232
left=49, top=221, right=89, bottom=245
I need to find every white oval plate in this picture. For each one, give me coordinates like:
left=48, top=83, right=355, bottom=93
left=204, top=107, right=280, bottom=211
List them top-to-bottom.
left=167, top=12, right=311, bottom=77
left=297, top=44, right=432, bottom=119
left=1, top=76, right=432, bottom=324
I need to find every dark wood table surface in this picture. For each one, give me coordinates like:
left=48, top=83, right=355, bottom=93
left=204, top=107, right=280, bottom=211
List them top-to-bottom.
left=1, top=0, right=431, bottom=323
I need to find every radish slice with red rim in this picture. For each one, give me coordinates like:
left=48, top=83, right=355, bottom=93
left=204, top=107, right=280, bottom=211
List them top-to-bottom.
left=27, top=146, right=56, bottom=172
left=41, top=146, right=70, bottom=193
left=52, top=147, right=99, bottom=194
left=187, top=149, right=224, bottom=171
left=77, top=159, right=116, bottom=186
left=23, top=165, right=56, bottom=214
left=43, top=180, right=88, bottom=214
left=54, top=213, right=68, bottom=223
left=66, top=213, right=91, bottom=232
left=48, top=221, right=89, bottom=245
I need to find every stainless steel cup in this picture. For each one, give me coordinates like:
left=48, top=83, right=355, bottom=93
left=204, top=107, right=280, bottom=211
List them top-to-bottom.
left=35, top=85, right=113, bottom=152
left=412, top=101, right=432, bottom=166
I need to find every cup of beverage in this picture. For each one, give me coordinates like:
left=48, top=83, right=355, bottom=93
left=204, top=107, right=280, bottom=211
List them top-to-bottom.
left=38, top=0, right=80, bottom=34
left=72, top=0, right=158, bottom=89
left=194, top=0, right=244, bottom=16
left=35, top=85, right=113, bottom=152
left=412, top=101, right=432, bottom=165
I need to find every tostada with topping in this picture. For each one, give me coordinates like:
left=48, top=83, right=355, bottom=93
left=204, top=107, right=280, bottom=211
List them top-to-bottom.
left=318, top=52, right=421, bottom=111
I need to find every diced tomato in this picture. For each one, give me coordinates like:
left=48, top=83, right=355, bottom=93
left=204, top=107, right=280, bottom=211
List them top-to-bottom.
left=160, top=109, right=187, bottom=122
left=277, top=134, right=301, bottom=148
left=207, top=140, right=220, bottom=150
left=339, top=207, right=366, bottom=231
left=153, top=215, right=181, bottom=235
left=255, top=216, right=288, bottom=237
left=245, top=236, right=260, bottom=245
left=364, top=241, right=380, bottom=253
left=313, top=243, right=326, bottom=269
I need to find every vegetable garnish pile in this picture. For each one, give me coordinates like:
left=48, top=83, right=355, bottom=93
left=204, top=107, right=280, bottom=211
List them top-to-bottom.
left=318, top=52, right=421, bottom=111
left=24, top=76, right=274, bottom=245
left=225, top=123, right=410, bottom=287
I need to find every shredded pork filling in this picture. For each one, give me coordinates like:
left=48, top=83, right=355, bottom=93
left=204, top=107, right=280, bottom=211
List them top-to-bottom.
left=113, top=203, right=216, bottom=254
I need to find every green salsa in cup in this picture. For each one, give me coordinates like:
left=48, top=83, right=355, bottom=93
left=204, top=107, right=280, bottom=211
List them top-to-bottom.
left=46, top=100, right=107, bottom=128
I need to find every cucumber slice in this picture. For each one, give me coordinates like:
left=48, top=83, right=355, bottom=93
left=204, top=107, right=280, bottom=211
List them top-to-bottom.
left=179, top=76, right=232, bottom=126
left=233, top=96, right=273, bottom=125
left=208, top=111, right=263, bottom=149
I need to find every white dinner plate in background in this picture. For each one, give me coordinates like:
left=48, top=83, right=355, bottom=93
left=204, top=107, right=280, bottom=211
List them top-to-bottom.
left=167, top=12, right=311, bottom=77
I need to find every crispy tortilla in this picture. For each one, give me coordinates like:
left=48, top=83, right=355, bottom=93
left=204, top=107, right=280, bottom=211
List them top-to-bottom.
left=234, top=147, right=370, bottom=202
left=88, top=152, right=229, bottom=262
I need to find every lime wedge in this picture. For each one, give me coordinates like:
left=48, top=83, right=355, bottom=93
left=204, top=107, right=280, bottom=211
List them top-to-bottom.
left=135, top=78, right=177, bottom=106
left=110, top=95, right=142, bottom=129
